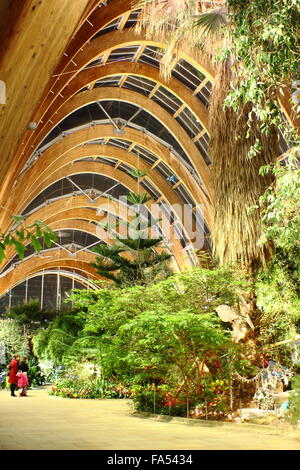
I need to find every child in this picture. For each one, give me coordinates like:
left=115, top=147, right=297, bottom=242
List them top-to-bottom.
left=16, top=370, right=29, bottom=397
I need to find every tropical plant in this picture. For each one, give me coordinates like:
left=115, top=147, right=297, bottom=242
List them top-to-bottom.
left=134, top=0, right=300, bottom=271
left=254, top=157, right=300, bottom=351
left=258, top=157, right=300, bottom=270
left=91, top=191, right=172, bottom=286
left=0, top=215, right=57, bottom=263
left=66, top=267, right=247, bottom=400
left=4, top=300, right=57, bottom=356
left=33, top=310, right=86, bottom=364
left=0, top=319, right=28, bottom=360
left=27, top=355, right=46, bottom=387
left=0, top=367, right=7, bottom=389
left=286, top=374, right=300, bottom=427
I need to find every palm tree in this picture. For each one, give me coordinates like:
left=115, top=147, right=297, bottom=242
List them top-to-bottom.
left=134, top=0, right=298, bottom=272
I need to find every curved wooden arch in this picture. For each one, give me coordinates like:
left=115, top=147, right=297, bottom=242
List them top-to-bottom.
left=0, top=0, right=92, bottom=199
left=31, top=1, right=135, bottom=123
left=31, top=9, right=215, bottom=136
left=4, top=14, right=216, bottom=205
left=26, top=59, right=210, bottom=154
left=28, top=86, right=212, bottom=197
left=10, top=124, right=210, bottom=225
left=12, top=143, right=211, bottom=232
left=34, top=143, right=210, bottom=219
left=21, top=149, right=189, bottom=212
left=17, top=161, right=188, bottom=231
left=1, top=195, right=188, bottom=272
left=33, top=195, right=188, bottom=269
left=43, top=214, right=181, bottom=267
left=47, top=219, right=179, bottom=273
left=0, top=249, right=101, bottom=298
left=6, top=268, right=100, bottom=293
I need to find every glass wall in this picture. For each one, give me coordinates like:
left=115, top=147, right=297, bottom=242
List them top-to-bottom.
left=0, top=273, right=87, bottom=313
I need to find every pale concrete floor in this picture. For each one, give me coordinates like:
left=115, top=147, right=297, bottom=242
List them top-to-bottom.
left=0, top=387, right=299, bottom=450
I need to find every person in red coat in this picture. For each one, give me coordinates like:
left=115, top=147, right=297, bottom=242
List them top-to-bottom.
left=8, top=355, right=20, bottom=396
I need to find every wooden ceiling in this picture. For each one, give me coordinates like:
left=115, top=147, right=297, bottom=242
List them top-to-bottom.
left=0, top=0, right=91, bottom=194
left=0, top=0, right=298, bottom=293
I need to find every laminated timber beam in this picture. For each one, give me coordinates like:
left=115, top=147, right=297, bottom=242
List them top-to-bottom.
left=0, top=0, right=90, bottom=190
left=0, top=0, right=131, bottom=185
left=29, top=7, right=215, bottom=135
left=6, top=26, right=215, bottom=197
left=22, top=51, right=209, bottom=151
left=25, top=60, right=210, bottom=154
left=23, top=86, right=213, bottom=198
left=1, top=125, right=211, bottom=235
left=14, top=125, right=210, bottom=223
left=11, top=143, right=211, bottom=228
left=12, top=160, right=189, bottom=228
left=18, top=161, right=196, bottom=258
left=1, top=187, right=185, bottom=271
left=1, top=194, right=189, bottom=274
left=36, top=202, right=186, bottom=272
left=0, top=206, right=185, bottom=294
left=40, top=219, right=179, bottom=274
left=43, top=219, right=180, bottom=275
left=0, top=249, right=100, bottom=298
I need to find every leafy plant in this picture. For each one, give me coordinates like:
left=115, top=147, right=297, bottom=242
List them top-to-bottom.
left=135, top=0, right=300, bottom=271
left=255, top=158, right=300, bottom=351
left=91, top=191, right=172, bottom=286
left=0, top=215, right=57, bottom=263
left=64, top=266, right=248, bottom=411
left=4, top=300, right=57, bottom=356
left=33, top=310, right=85, bottom=364
left=0, top=319, right=28, bottom=360
left=27, top=356, right=46, bottom=387
left=286, top=375, right=300, bottom=427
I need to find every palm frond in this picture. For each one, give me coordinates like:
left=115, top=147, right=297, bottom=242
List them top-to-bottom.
left=193, top=9, right=227, bottom=36
left=209, top=60, right=278, bottom=271
left=128, top=168, right=148, bottom=179
left=126, top=191, right=151, bottom=205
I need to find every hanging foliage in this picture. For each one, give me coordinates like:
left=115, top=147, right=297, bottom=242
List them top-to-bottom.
left=134, top=0, right=300, bottom=270
left=209, top=60, right=279, bottom=271
left=0, top=215, right=57, bottom=263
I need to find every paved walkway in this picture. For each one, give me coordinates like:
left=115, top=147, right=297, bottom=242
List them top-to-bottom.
left=0, top=387, right=299, bottom=450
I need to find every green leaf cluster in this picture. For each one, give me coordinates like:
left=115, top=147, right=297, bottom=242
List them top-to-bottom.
left=226, top=0, right=299, bottom=143
left=255, top=158, right=300, bottom=350
left=91, top=191, right=172, bottom=286
left=0, top=216, right=57, bottom=263
left=37, top=267, right=247, bottom=396
left=0, top=319, right=28, bottom=361
left=286, top=374, right=300, bottom=426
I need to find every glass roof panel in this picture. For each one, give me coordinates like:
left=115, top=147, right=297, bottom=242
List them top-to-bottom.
left=122, top=75, right=156, bottom=96
left=94, top=76, right=123, bottom=88
left=151, top=88, right=180, bottom=115
left=176, top=107, right=204, bottom=138
left=194, top=138, right=211, bottom=165
left=131, top=145, right=158, bottom=166
left=21, top=174, right=123, bottom=215
left=140, top=179, right=160, bottom=201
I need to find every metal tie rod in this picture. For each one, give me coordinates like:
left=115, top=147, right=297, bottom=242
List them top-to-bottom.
left=97, top=101, right=119, bottom=129
left=66, top=176, right=94, bottom=200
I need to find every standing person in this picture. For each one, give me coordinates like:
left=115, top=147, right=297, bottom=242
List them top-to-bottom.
left=8, top=354, right=19, bottom=397
left=16, top=369, right=29, bottom=397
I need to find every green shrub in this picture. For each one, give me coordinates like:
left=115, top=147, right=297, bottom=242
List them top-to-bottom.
left=286, top=375, right=300, bottom=427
